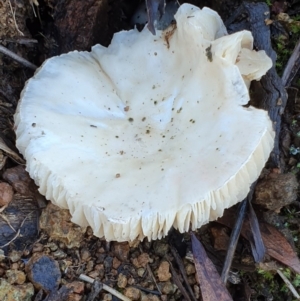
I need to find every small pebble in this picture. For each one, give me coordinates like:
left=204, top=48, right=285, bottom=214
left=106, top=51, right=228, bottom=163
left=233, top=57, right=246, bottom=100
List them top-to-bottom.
left=113, top=242, right=130, bottom=261
left=32, top=243, right=44, bottom=253
left=80, top=248, right=91, bottom=262
left=52, top=249, right=67, bottom=259
left=8, top=250, right=22, bottom=263
left=132, top=253, right=151, bottom=268
left=112, top=257, right=121, bottom=269
left=86, top=260, right=94, bottom=272
left=157, top=261, right=171, bottom=282
left=11, top=262, right=19, bottom=270
left=185, top=263, right=196, bottom=275
left=137, top=267, right=145, bottom=277
left=6, top=269, right=26, bottom=284
left=117, top=273, right=127, bottom=288
left=65, top=281, right=85, bottom=294
left=159, top=281, right=176, bottom=294
left=124, top=287, right=141, bottom=300
left=103, top=293, right=113, bottom=300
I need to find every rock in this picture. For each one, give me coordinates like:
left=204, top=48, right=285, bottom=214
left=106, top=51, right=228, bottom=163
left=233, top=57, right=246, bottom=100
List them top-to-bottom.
left=3, top=165, right=35, bottom=196
left=254, top=172, right=298, bottom=211
left=0, top=182, right=13, bottom=207
left=39, top=203, right=85, bottom=248
left=210, top=226, right=230, bottom=251
left=153, top=241, right=169, bottom=257
left=46, top=242, right=58, bottom=252
left=112, top=242, right=130, bottom=261
left=32, top=243, right=44, bottom=253
left=80, top=248, right=91, bottom=262
left=52, top=249, right=67, bottom=259
left=8, top=250, right=22, bottom=262
left=132, top=252, right=151, bottom=268
left=25, top=253, right=61, bottom=292
left=103, top=256, right=113, bottom=272
left=112, top=256, right=121, bottom=269
left=86, top=260, right=94, bottom=272
left=157, top=261, right=171, bottom=282
left=11, top=262, right=19, bottom=270
left=185, top=263, right=196, bottom=276
left=0, top=267, right=5, bottom=276
left=137, top=267, right=146, bottom=277
left=6, top=269, right=26, bottom=284
left=88, top=270, right=100, bottom=279
left=117, top=273, right=127, bottom=288
left=0, top=279, right=34, bottom=301
left=65, top=281, right=85, bottom=294
left=158, top=281, right=176, bottom=294
left=194, top=284, right=200, bottom=300
left=124, top=287, right=141, bottom=300
left=66, top=293, right=83, bottom=301
left=103, top=293, right=113, bottom=300
left=141, top=293, right=161, bottom=301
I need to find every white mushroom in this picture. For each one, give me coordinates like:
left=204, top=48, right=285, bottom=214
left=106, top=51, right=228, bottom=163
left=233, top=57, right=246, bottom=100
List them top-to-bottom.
left=14, top=4, right=274, bottom=241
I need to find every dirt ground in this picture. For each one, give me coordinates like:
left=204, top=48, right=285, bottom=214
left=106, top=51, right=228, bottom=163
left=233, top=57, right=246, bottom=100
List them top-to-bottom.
left=1, top=0, right=300, bottom=300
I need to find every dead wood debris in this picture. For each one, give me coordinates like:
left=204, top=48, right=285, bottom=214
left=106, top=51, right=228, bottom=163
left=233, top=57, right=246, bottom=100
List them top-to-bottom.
left=0, top=44, right=37, bottom=70
left=0, top=210, right=33, bottom=248
left=191, top=233, right=233, bottom=301
left=169, top=244, right=197, bottom=301
left=79, top=274, right=131, bottom=301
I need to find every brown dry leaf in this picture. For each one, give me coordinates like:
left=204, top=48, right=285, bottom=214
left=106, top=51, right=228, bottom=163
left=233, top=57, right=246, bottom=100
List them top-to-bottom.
left=0, top=182, right=13, bottom=207
left=218, top=210, right=300, bottom=274
left=258, top=222, right=300, bottom=274
left=191, top=233, right=233, bottom=301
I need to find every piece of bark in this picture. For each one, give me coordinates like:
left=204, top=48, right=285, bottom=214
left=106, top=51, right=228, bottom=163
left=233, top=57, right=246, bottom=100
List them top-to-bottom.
left=50, top=0, right=109, bottom=53
left=226, top=2, right=287, bottom=169
left=0, top=195, right=39, bottom=250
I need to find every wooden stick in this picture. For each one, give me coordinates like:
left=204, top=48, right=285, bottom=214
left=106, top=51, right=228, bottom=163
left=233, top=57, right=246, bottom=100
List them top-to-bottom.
left=0, top=45, right=37, bottom=70
left=79, top=274, right=132, bottom=301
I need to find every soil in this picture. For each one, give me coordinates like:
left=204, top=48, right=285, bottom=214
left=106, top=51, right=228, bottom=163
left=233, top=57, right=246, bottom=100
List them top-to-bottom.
left=1, top=0, right=300, bottom=300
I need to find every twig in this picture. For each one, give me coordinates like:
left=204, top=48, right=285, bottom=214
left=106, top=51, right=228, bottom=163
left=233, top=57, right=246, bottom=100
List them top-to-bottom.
left=8, top=0, right=24, bottom=36
left=5, top=38, right=38, bottom=45
left=282, top=39, right=300, bottom=87
left=0, top=44, right=37, bottom=70
left=221, top=198, right=248, bottom=284
left=0, top=205, right=8, bottom=213
left=0, top=211, right=33, bottom=248
left=0, top=212, right=16, bottom=232
left=139, top=244, right=162, bottom=295
left=170, top=245, right=197, bottom=301
left=169, top=260, right=193, bottom=301
left=146, top=262, right=162, bottom=295
left=277, top=269, right=300, bottom=299
left=79, top=274, right=132, bottom=301
left=86, top=280, right=103, bottom=301
left=132, top=285, right=160, bottom=295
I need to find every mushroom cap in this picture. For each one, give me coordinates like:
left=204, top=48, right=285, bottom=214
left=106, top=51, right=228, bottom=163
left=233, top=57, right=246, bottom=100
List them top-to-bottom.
left=15, top=4, right=274, bottom=241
